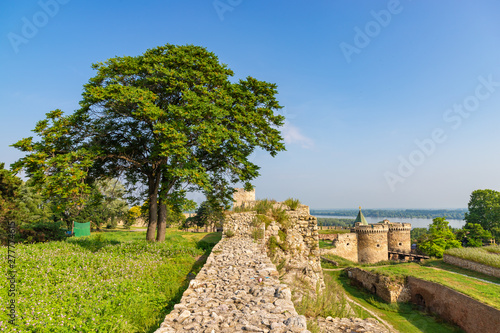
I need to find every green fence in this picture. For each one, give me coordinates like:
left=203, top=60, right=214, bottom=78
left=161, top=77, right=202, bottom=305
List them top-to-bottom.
left=73, top=222, right=91, bottom=237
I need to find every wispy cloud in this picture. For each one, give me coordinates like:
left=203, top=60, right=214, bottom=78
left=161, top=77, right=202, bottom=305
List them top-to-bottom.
left=282, top=121, right=315, bottom=149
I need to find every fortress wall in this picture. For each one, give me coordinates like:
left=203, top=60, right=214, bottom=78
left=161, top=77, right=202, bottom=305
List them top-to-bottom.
left=232, top=188, right=256, bottom=208
left=155, top=201, right=388, bottom=333
left=223, top=204, right=324, bottom=292
left=387, top=223, right=411, bottom=253
left=357, top=225, right=389, bottom=264
left=321, top=233, right=358, bottom=263
left=154, top=237, right=308, bottom=333
left=443, top=254, right=500, bottom=278
left=346, top=267, right=411, bottom=303
left=408, top=277, right=500, bottom=333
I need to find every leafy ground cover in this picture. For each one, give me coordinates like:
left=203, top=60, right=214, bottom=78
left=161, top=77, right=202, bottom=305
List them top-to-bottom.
left=0, top=229, right=221, bottom=332
left=445, top=245, right=500, bottom=268
left=368, top=263, right=500, bottom=310
left=328, top=271, right=464, bottom=333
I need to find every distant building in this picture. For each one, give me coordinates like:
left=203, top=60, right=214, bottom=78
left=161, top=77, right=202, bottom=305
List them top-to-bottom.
left=233, top=188, right=256, bottom=208
left=324, top=207, right=412, bottom=264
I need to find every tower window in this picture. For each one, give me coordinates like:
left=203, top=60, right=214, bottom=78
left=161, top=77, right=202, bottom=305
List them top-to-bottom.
left=399, top=242, right=402, bottom=246
left=376, top=244, right=380, bottom=248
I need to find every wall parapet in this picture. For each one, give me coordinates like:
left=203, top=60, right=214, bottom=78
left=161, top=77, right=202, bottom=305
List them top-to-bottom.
left=443, top=254, right=500, bottom=278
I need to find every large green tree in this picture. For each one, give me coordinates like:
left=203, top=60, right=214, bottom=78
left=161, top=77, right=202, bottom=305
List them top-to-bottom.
left=13, top=44, right=285, bottom=241
left=0, top=163, right=22, bottom=244
left=465, top=189, right=500, bottom=241
left=418, top=217, right=461, bottom=258
left=456, top=223, right=493, bottom=247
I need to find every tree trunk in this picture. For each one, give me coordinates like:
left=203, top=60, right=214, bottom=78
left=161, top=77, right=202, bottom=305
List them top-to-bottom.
left=146, top=174, right=160, bottom=241
left=156, top=198, right=167, bottom=242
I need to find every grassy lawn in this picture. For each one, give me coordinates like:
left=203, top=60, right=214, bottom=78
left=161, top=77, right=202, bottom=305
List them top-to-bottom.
left=0, top=229, right=221, bottom=333
left=319, top=240, right=334, bottom=249
left=422, top=259, right=500, bottom=285
left=368, top=263, right=500, bottom=310
left=328, top=271, right=464, bottom=333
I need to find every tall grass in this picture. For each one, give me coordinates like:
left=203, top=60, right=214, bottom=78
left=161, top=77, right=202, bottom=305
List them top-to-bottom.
left=284, top=198, right=301, bottom=210
left=445, top=246, right=500, bottom=269
left=295, top=273, right=351, bottom=319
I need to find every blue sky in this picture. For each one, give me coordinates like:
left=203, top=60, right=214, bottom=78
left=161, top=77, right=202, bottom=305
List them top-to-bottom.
left=1, top=0, right=500, bottom=209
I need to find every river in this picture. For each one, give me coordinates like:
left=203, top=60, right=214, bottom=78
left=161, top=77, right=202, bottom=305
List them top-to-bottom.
left=313, top=215, right=466, bottom=229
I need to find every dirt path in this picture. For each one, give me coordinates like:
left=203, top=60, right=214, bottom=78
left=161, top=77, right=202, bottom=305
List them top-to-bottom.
left=344, top=294, right=398, bottom=333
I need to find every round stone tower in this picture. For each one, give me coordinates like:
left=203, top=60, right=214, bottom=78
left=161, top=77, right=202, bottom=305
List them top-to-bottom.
left=387, top=222, right=411, bottom=254
left=355, top=224, right=389, bottom=263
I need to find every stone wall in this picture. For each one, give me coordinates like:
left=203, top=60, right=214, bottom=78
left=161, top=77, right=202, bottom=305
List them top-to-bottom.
left=232, top=188, right=256, bottom=208
left=223, top=204, right=324, bottom=293
left=387, top=223, right=411, bottom=253
left=356, top=224, right=389, bottom=263
left=321, top=233, right=358, bottom=263
left=154, top=237, right=309, bottom=333
left=443, top=254, right=500, bottom=278
left=345, top=267, right=410, bottom=303
left=408, top=277, right=500, bottom=333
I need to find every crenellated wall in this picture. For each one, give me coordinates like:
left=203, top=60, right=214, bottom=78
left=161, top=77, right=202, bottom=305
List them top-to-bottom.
left=387, top=223, right=411, bottom=254
left=357, top=224, right=389, bottom=263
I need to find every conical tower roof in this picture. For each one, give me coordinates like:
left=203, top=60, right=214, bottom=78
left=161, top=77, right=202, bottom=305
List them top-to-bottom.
left=354, top=206, right=368, bottom=226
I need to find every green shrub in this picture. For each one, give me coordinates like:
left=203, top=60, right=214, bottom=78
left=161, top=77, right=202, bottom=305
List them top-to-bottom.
left=284, top=197, right=301, bottom=210
left=254, top=199, right=275, bottom=214
left=271, top=207, right=289, bottom=228
left=255, top=214, right=272, bottom=229
left=17, top=221, right=68, bottom=243
left=252, top=228, right=264, bottom=240
left=224, top=229, right=235, bottom=238
left=278, top=229, right=287, bottom=242
left=268, top=235, right=279, bottom=256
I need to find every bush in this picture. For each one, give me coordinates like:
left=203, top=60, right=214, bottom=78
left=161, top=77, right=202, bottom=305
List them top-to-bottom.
left=284, top=198, right=301, bottom=210
left=254, top=199, right=275, bottom=214
left=271, top=207, right=289, bottom=229
left=255, top=214, right=272, bottom=229
left=17, top=221, right=68, bottom=243
left=252, top=228, right=264, bottom=240
left=224, top=229, right=235, bottom=238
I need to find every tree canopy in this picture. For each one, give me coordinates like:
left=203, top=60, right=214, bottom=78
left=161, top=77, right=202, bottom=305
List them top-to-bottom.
left=12, top=44, right=286, bottom=241
left=465, top=189, right=500, bottom=241
left=418, top=217, right=461, bottom=258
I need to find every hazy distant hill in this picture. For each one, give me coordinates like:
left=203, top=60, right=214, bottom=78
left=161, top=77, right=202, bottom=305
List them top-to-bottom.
left=311, top=209, right=467, bottom=220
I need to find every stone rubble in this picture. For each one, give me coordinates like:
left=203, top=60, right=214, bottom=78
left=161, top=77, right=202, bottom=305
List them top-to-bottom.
left=315, top=317, right=389, bottom=333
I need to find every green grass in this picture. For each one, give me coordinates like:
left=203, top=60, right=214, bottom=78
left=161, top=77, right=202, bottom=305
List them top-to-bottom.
left=283, top=198, right=300, bottom=210
left=0, top=229, right=221, bottom=332
left=318, top=229, right=350, bottom=234
left=319, top=240, right=334, bottom=249
left=445, top=246, right=500, bottom=268
left=321, top=254, right=398, bottom=269
left=422, top=259, right=500, bottom=285
left=368, top=263, right=500, bottom=310
left=329, top=271, right=464, bottom=333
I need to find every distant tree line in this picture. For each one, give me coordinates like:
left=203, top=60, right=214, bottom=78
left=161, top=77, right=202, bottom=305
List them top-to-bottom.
left=311, top=209, right=466, bottom=220
left=316, top=218, right=354, bottom=228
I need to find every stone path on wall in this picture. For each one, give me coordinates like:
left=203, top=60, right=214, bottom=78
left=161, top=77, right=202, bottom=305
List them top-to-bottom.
left=154, top=235, right=390, bottom=333
left=154, top=236, right=309, bottom=333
